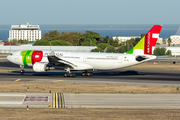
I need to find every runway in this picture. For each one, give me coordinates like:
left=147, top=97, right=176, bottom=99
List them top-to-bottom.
left=0, top=56, right=6, bottom=59
left=1, top=59, right=180, bottom=109
left=1, top=60, right=180, bottom=86
left=0, top=68, right=180, bottom=86
left=1, top=93, right=180, bottom=109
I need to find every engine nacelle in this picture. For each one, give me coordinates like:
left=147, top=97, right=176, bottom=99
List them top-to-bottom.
left=33, top=62, right=48, bottom=72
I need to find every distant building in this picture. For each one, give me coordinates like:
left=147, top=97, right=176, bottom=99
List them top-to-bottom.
left=9, top=23, right=41, bottom=41
left=170, top=35, right=180, bottom=44
left=112, top=36, right=141, bottom=44
left=113, top=36, right=163, bottom=45
left=157, top=38, right=163, bottom=45
left=0, top=41, right=4, bottom=46
left=0, top=41, right=18, bottom=46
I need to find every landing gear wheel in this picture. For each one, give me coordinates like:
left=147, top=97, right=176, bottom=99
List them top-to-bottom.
left=20, top=65, right=24, bottom=74
left=20, top=70, right=24, bottom=74
left=82, top=72, right=93, bottom=76
left=82, top=72, right=86, bottom=76
left=87, top=72, right=91, bottom=76
left=90, top=72, right=93, bottom=76
left=64, top=73, right=76, bottom=77
left=64, top=73, right=69, bottom=77
left=70, top=73, right=73, bottom=77
left=72, top=73, right=76, bottom=77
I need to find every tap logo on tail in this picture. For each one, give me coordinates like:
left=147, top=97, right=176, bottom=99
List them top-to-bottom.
left=126, top=25, right=162, bottom=55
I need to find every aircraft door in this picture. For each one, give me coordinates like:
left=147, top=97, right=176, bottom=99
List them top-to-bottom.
left=15, top=53, right=18, bottom=59
left=83, top=56, right=87, bottom=62
left=118, top=56, right=123, bottom=63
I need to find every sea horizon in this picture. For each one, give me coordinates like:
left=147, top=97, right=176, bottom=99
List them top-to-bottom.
left=0, top=24, right=179, bottom=41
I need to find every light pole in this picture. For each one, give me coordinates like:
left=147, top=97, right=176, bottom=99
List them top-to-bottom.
left=50, top=41, right=51, bottom=51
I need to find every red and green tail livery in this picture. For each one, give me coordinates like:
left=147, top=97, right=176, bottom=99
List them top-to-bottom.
left=126, top=25, right=162, bottom=55
left=21, top=50, right=43, bottom=66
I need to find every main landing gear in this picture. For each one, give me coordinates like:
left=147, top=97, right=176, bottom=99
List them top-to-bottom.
left=20, top=65, right=25, bottom=74
left=63, top=67, right=93, bottom=77
left=64, top=67, right=76, bottom=77
left=81, top=71, right=93, bottom=76
left=64, top=73, right=76, bottom=77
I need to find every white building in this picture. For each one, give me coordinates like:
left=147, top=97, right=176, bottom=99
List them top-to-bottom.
left=9, top=23, right=41, bottom=41
left=170, top=35, right=180, bottom=44
left=112, top=36, right=141, bottom=44
left=113, top=36, right=163, bottom=44
left=157, top=38, right=163, bottom=45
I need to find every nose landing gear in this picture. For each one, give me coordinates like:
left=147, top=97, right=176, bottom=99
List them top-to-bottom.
left=20, top=65, right=24, bottom=74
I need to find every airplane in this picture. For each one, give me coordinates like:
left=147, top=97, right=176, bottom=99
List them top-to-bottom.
left=7, top=25, right=162, bottom=77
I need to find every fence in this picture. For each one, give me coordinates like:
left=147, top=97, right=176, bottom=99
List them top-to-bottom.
left=0, top=46, right=97, bottom=53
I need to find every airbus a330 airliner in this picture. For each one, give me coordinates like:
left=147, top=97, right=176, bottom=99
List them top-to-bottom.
left=7, top=25, right=162, bottom=77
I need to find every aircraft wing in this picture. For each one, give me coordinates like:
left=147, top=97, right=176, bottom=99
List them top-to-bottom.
left=47, top=51, right=93, bottom=70
left=48, top=55, right=77, bottom=68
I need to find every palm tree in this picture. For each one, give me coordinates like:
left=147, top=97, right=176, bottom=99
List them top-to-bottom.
left=167, top=38, right=172, bottom=46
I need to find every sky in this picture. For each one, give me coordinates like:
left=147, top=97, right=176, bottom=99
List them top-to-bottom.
left=0, top=0, right=180, bottom=25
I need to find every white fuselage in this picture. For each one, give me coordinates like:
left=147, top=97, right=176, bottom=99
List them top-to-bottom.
left=7, top=50, right=157, bottom=71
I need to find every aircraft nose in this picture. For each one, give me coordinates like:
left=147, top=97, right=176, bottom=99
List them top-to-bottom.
left=6, top=55, right=11, bottom=62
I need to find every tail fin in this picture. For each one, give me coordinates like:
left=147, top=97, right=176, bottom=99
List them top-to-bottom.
left=126, top=25, right=162, bottom=55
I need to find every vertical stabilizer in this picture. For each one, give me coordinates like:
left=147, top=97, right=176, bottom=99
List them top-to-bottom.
left=126, top=25, right=162, bottom=55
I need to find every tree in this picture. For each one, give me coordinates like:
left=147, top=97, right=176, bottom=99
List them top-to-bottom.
left=42, top=30, right=61, bottom=41
left=79, top=31, right=102, bottom=46
left=55, top=32, right=83, bottom=46
left=141, top=33, right=146, bottom=38
left=103, top=36, right=111, bottom=44
left=134, top=37, right=141, bottom=46
left=167, top=38, right=172, bottom=46
left=8, top=39, right=18, bottom=44
left=111, top=39, right=119, bottom=47
left=34, top=40, right=50, bottom=46
left=51, top=40, right=72, bottom=46
left=97, top=43, right=111, bottom=50
left=106, top=46, right=117, bottom=53
left=117, top=46, right=127, bottom=53
left=153, top=47, right=166, bottom=56
left=91, top=48, right=104, bottom=52
left=166, top=50, right=172, bottom=55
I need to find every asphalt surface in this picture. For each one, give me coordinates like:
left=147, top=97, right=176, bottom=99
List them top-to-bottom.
left=0, top=56, right=6, bottom=59
left=1, top=59, right=180, bottom=109
left=1, top=61, right=180, bottom=86
left=0, top=93, right=51, bottom=108
left=1, top=93, right=180, bottom=109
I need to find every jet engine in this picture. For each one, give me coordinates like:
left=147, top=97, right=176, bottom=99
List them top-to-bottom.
left=33, top=62, right=48, bottom=72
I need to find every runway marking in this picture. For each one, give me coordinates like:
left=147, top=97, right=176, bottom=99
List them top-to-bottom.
left=15, top=79, right=21, bottom=82
left=53, top=80, right=64, bottom=82
left=52, top=93, right=65, bottom=108
left=53, top=93, right=55, bottom=108
left=56, top=93, right=58, bottom=108
left=0, top=95, right=26, bottom=104
left=24, top=96, right=49, bottom=102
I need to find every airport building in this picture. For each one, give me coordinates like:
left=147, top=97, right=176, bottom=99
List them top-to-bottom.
left=9, top=23, right=41, bottom=41
left=170, top=35, right=180, bottom=44
left=112, top=36, right=141, bottom=44
left=113, top=36, right=163, bottom=45
left=157, top=38, right=163, bottom=45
